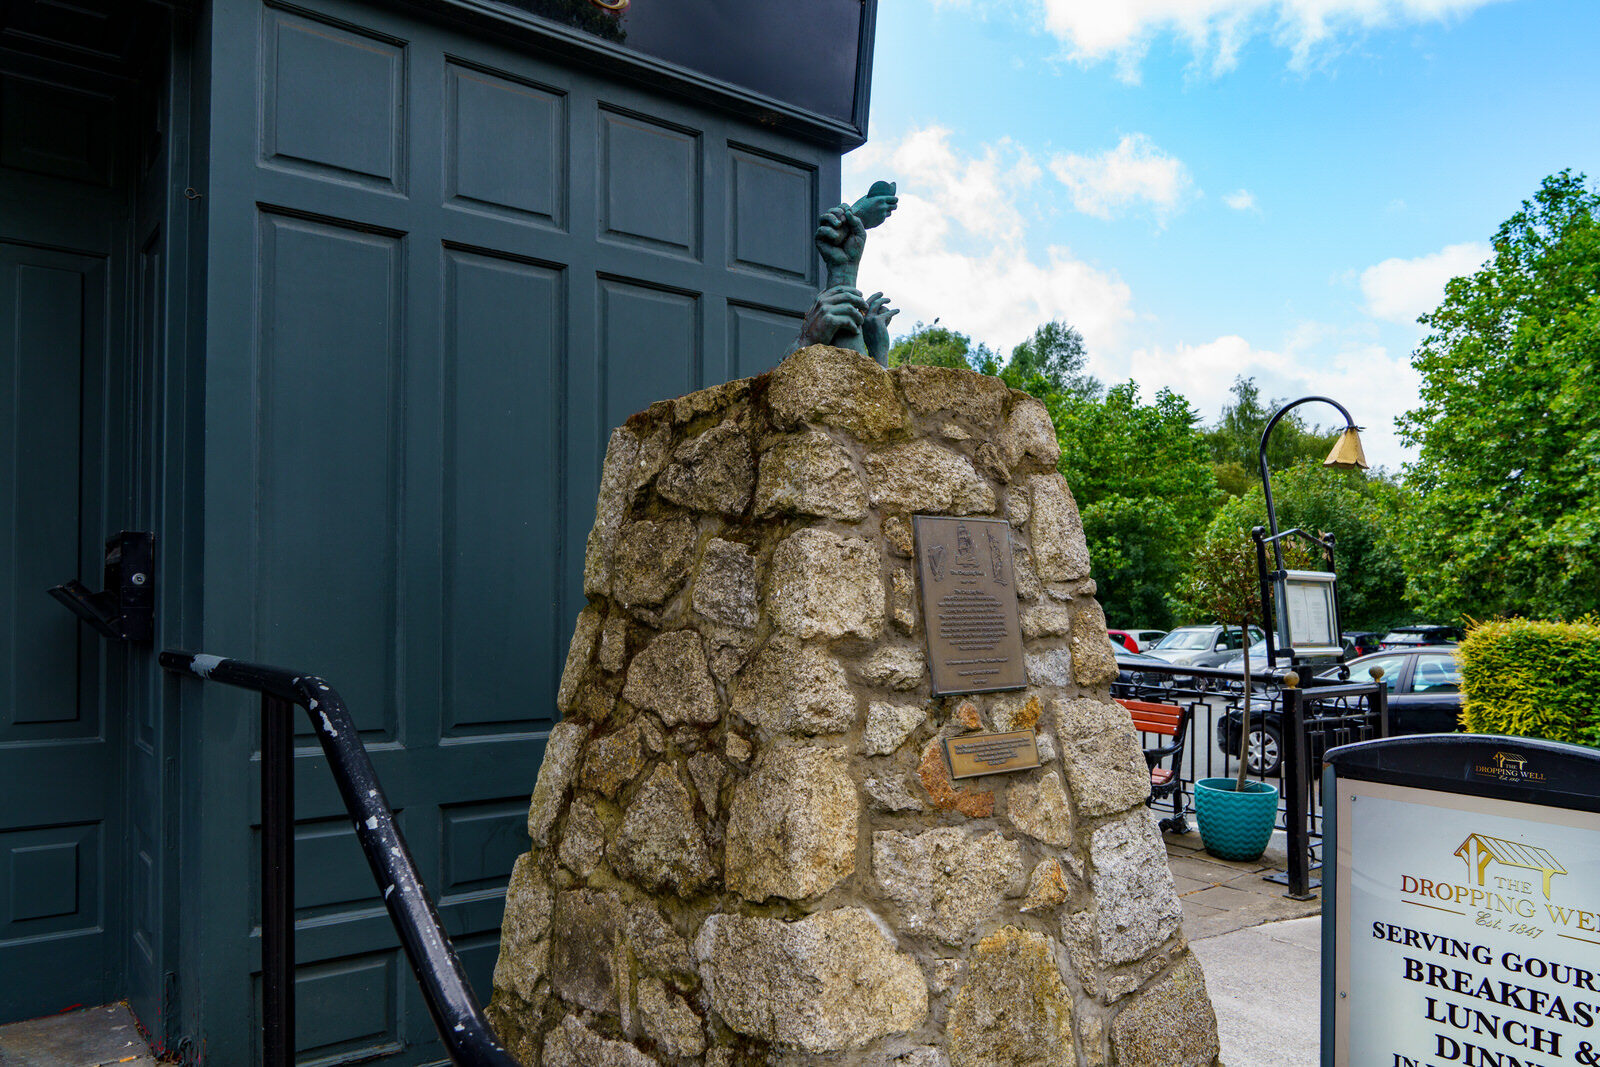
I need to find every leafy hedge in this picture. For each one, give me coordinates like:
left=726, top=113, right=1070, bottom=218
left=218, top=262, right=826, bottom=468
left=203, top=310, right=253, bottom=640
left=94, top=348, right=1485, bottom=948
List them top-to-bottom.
left=1459, top=617, right=1600, bottom=746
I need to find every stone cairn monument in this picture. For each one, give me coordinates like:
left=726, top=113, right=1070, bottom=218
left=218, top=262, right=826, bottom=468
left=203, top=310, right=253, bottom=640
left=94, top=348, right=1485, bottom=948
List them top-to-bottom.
left=487, top=186, right=1221, bottom=1066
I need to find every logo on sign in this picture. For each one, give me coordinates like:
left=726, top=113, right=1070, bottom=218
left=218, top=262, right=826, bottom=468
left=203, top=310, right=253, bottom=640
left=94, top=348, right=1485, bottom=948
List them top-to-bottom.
left=1472, top=750, right=1547, bottom=785
left=1453, top=833, right=1568, bottom=900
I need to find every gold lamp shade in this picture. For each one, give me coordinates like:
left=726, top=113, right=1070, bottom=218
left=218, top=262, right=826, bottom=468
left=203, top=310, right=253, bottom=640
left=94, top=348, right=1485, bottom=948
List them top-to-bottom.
left=1324, top=427, right=1369, bottom=470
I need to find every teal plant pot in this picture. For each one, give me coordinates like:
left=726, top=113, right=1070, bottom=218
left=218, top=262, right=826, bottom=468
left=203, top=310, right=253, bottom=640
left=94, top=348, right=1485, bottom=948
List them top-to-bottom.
left=1193, top=778, right=1279, bottom=861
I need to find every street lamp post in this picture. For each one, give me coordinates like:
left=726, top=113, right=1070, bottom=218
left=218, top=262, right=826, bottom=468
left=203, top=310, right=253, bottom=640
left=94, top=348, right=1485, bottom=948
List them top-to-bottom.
left=1258, top=396, right=1368, bottom=569
left=1255, top=397, right=1368, bottom=669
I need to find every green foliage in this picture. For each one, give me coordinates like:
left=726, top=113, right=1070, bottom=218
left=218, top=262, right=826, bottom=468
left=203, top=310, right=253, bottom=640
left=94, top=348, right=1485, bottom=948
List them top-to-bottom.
left=1398, top=171, right=1600, bottom=621
left=888, top=318, right=1100, bottom=406
left=1000, top=320, right=1102, bottom=401
left=885, top=321, right=996, bottom=371
left=1204, top=377, right=1339, bottom=495
left=1051, top=383, right=1218, bottom=629
left=1194, top=461, right=1412, bottom=632
left=1176, top=521, right=1317, bottom=627
left=1179, top=534, right=1269, bottom=627
left=1458, top=617, right=1600, bottom=747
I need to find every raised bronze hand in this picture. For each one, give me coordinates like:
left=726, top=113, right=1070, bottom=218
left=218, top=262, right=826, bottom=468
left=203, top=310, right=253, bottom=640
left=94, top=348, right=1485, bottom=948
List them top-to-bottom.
left=851, top=180, right=898, bottom=229
left=815, top=205, right=868, bottom=290
left=795, top=284, right=868, bottom=350
left=862, top=291, right=898, bottom=365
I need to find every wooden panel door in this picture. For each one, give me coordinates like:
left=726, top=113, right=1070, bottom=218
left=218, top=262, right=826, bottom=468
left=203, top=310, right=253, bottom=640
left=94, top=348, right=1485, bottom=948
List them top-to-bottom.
left=0, top=72, right=128, bottom=1022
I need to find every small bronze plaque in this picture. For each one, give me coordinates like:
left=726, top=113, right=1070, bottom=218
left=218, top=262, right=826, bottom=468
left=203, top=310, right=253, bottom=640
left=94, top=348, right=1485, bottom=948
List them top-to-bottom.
left=913, top=515, right=1027, bottom=695
left=943, top=731, right=1042, bottom=780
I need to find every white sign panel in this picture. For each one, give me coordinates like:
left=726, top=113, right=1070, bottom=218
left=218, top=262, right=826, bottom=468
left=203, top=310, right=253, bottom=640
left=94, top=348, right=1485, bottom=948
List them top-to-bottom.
left=1279, top=569, right=1340, bottom=655
left=1334, top=779, right=1600, bottom=1066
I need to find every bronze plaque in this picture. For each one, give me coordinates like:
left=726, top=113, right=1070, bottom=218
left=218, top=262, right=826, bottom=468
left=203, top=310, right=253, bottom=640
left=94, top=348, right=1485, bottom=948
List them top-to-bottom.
left=913, top=515, right=1026, bottom=695
left=943, top=731, right=1042, bottom=780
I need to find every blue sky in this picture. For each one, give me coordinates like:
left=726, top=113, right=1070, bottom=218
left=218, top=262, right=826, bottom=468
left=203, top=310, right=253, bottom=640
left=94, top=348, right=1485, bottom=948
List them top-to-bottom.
left=844, top=0, right=1600, bottom=468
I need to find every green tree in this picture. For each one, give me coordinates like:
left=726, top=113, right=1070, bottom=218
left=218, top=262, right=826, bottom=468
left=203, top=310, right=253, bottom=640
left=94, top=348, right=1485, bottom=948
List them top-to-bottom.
left=1397, top=171, right=1600, bottom=620
left=885, top=320, right=997, bottom=371
left=1000, top=320, right=1102, bottom=400
left=1206, top=377, right=1340, bottom=497
left=1051, top=383, right=1218, bottom=629
left=1195, top=461, right=1412, bottom=632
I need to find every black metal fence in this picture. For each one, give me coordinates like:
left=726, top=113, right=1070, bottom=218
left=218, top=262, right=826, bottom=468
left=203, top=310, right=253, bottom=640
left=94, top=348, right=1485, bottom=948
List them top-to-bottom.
left=1112, top=657, right=1388, bottom=898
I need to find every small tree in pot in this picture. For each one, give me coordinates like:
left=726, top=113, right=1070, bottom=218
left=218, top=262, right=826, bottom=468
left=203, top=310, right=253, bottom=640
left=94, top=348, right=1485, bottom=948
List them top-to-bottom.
left=1177, top=531, right=1312, bottom=858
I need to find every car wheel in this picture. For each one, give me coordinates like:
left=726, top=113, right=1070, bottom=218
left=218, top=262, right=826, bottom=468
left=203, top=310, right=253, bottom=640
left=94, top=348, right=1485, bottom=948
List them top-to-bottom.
left=1245, top=724, right=1283, bottom=777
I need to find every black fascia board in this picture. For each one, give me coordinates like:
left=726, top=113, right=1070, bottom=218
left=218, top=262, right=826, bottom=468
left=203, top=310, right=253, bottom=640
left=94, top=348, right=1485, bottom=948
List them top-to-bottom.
left=400, top=0, right=876, bottom=151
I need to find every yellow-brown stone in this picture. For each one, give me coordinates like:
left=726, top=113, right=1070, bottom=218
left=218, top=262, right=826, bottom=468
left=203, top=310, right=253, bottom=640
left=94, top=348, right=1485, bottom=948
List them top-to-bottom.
left=1068, top=600, right=1119, bottom=686
left=955, top=701, right=982, bottom=730
left=917, top=740, right=994, bottom=818
left=949, top=927, right=1075, bottom=1067
left=1109, top=955, right=1220, bottom=1067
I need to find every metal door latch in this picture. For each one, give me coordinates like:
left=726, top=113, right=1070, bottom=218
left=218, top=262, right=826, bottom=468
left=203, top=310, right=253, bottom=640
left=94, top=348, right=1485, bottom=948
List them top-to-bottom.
left=49, top=531, right=155, bottom=641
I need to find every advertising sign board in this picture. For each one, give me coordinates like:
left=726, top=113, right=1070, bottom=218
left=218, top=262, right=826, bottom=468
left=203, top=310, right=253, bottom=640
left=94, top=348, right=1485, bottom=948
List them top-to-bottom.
left=1324, top=736, right=1600, bottom=1067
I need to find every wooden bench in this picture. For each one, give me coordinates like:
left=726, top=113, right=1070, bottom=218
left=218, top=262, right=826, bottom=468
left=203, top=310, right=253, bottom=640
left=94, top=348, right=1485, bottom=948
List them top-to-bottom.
left=1117, top=697, right=1192, bottom=834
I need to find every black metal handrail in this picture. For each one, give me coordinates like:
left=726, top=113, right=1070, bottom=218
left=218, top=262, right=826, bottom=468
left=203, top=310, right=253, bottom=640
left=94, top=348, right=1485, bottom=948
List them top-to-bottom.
left=160, top=651, right=521, bottom=1067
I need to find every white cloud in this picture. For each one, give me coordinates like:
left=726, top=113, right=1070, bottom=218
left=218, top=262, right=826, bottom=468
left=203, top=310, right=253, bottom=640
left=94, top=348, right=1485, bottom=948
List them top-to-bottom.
left=1029, top=0, right=1505, bottom=78
left=845, top=127, right=1424, bottom=468
left=845, top=128, right=1135, bottom=353
left=1049, top=134, right=1195, bottom=221
left=1223, top=188, right=1257, bottom=211
left=1359, top=241, right=1489, bottom=325
left=1104, top=330, right=1419, bottom=469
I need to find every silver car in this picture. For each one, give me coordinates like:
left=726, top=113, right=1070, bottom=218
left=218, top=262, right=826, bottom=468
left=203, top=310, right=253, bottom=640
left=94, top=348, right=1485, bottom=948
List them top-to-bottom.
left=1146, top=624, right=1265, bottom=670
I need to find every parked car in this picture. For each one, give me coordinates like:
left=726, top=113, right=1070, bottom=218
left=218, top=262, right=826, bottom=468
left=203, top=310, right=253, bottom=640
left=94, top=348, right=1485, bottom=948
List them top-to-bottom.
left=1146, top=624, right=1265, bottom=670
left=1380, top=625, right=1463, bottom=649
left=1127, top=628, right=1168, bottom=652
left=1109, top=629, right=1168, bottom=653
left=1342, top=630, right=1383, bottom=657
left=1212, top=638, right=1275, bottom=691
left=1215, top=638, right=1268, bottom=668
left=1111, top=640, right=1177, bottom=686
left=1217, top=646, right=1463, bottom=774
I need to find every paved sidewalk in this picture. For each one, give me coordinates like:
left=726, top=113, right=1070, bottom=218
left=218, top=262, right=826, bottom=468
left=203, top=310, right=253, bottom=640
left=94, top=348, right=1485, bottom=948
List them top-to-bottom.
left=1164, top=827, right=1324, bottom=1067
left=1164, top=828, right=1322, bottom=938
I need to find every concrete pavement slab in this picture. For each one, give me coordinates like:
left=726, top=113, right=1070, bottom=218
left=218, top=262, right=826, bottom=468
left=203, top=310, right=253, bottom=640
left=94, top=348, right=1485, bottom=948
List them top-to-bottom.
left=1190, top=916, right=1323, bottom=1067
left=0, top=1003, right=158, bottom=1067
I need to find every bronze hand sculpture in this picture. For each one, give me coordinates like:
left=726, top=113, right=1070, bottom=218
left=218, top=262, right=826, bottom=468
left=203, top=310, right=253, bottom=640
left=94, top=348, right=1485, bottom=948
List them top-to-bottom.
left=792, top=180, right=900, bottom=363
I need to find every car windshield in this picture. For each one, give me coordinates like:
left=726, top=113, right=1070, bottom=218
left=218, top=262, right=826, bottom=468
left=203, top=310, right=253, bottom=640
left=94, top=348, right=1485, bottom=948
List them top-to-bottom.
left=1156, top=629, right=1215, bottom=651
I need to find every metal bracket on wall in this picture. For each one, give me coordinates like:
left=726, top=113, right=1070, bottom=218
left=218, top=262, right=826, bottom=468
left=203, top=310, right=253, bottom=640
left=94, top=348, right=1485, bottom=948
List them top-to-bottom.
left=49, top=531, right=156, bottom=641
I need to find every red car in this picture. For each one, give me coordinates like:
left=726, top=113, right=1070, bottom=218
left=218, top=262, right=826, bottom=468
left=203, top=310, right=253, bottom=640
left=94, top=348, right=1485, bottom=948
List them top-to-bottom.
left=1109, top=629, right=1169, bottom=653
left=1108, top=630, right=1139, bottom=653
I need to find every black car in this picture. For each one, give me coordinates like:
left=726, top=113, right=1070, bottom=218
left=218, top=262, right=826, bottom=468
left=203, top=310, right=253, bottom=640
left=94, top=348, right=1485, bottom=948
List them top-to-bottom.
left=1380, top=624, right=1463, bottom=649
left=1342, top=630, right=1383, bottom=657
left=1111, top=640, right=1177, bottom=687
left=1217, top=647, right=1462, bottom=775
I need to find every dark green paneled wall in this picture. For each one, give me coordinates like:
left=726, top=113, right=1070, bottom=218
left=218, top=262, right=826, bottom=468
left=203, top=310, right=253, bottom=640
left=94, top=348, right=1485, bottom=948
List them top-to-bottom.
left=190, top=0, right=840, bottom=1060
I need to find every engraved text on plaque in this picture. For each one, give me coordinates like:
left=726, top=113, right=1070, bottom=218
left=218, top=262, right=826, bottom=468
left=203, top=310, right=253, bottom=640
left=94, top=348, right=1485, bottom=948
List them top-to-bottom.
left=913, top=515, right=1027, bottom=695
left=942, top=731, right=1042, bottom=779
